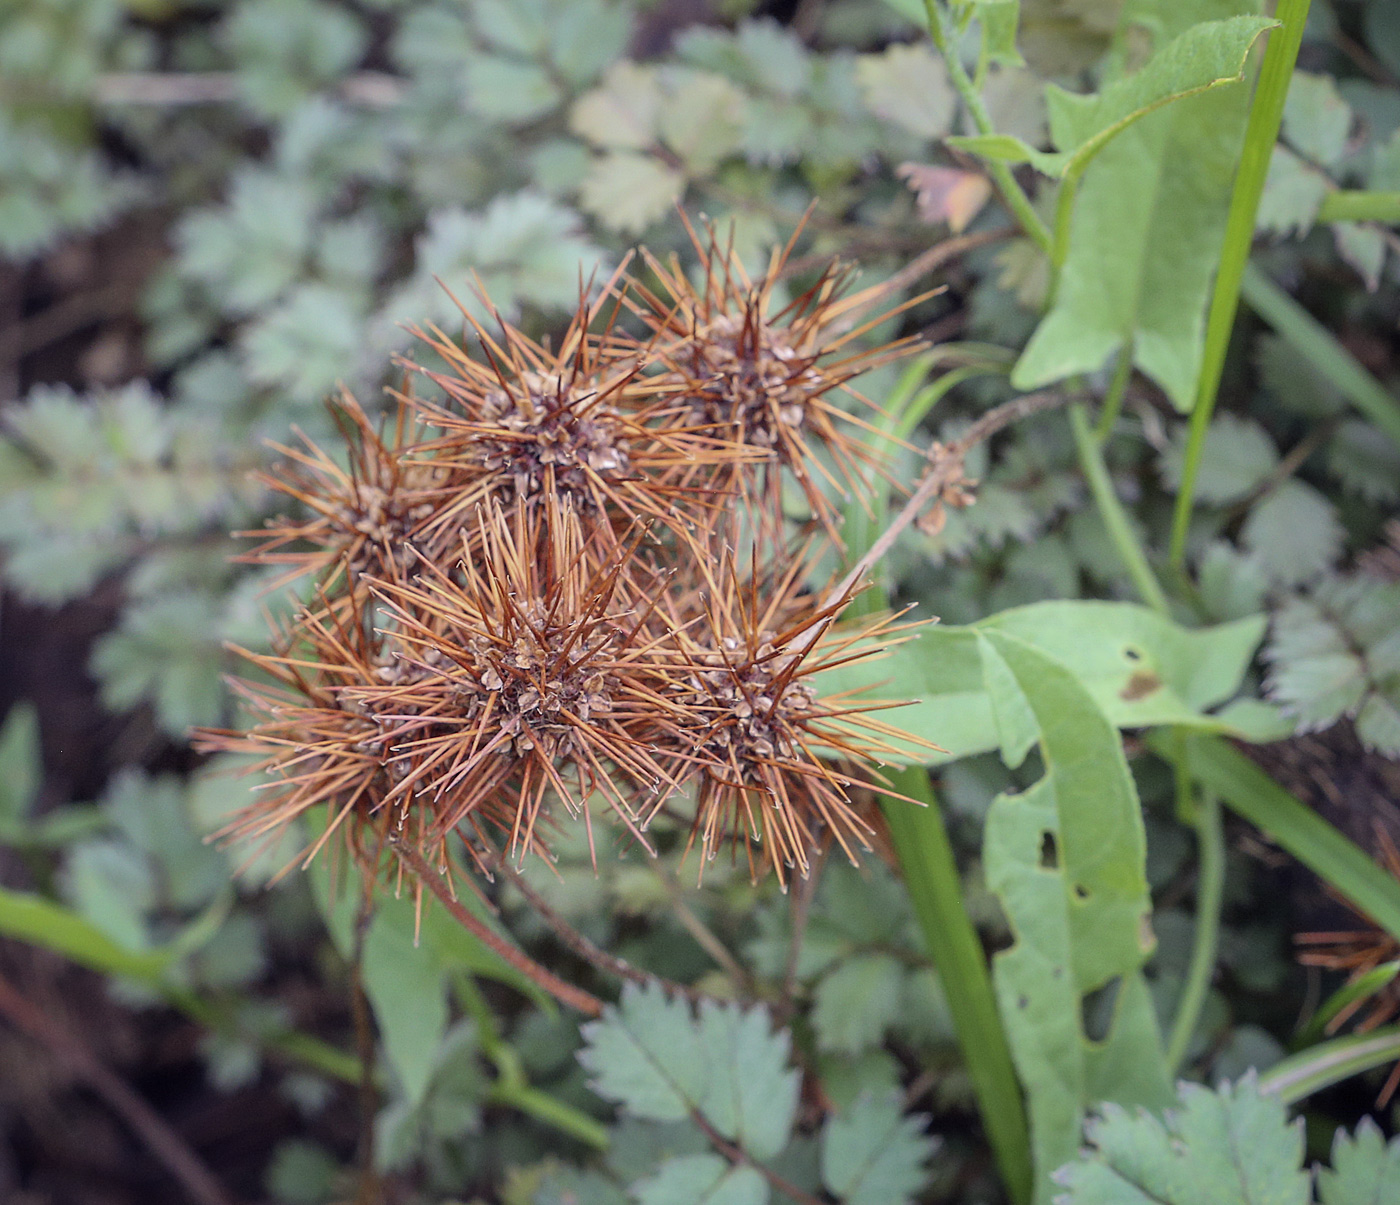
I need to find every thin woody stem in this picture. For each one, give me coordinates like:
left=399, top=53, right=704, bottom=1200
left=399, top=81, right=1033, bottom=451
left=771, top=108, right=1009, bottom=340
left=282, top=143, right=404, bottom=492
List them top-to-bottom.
left=820, top=388, right=1078, bottom=614
left=389, top=839, right=606, bottom=1018
left=499, top=860, right=712, bottom=1004
left=689, top=1109, right=827, bottom=1205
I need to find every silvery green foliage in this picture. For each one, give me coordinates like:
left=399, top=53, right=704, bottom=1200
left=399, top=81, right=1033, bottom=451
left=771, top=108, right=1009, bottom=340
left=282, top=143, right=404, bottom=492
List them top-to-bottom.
left=563, top=982, right=938, bottom=1205
left=1054, top=1075, right=1400, bottom=1205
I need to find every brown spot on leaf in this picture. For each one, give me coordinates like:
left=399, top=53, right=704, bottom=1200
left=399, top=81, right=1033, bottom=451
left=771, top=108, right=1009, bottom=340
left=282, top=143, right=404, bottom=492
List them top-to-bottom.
left=1120, top=670, right=1162, bottom=701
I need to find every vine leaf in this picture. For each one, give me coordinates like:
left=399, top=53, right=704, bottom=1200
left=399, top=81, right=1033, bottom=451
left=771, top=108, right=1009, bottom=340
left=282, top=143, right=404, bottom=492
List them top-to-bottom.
left=1010, top=5, right=1273, bottom=408
left=814, top=601, right=1267, bottom=764
left=980, top=631, right=1170, bottom=1203
left=1053, top=1075, right=1309, bottom=1204
left=633, top=1155, right=766, bottom=1205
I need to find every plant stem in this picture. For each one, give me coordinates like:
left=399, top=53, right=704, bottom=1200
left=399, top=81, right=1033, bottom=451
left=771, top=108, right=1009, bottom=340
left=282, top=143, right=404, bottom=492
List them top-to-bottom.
left=923, top=0, right=1053, bottom=255
left=1168, top=0, right=1311, bottom=569
left=1316, top=190, right=1400, bottom=224
left=1239, top=262, right=1400, bottom=449
left=1094, top=344, right=1134, bottom=443
left=1068, top=403, right=1170, bottom=615
left=883, top=770, right=1033, bottom=1205
left=1165, top=791, right=1225, bottom=1074
left=391, top=840, right=606, bottom=1018
left=455, top=975, right=610, bottom=1149
left=1259, top=1026, right=1400, bottom=1105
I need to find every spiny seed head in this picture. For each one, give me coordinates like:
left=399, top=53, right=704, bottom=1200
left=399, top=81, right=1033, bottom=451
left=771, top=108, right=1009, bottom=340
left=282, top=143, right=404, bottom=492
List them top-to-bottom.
left=622, top=214, right=924, bottom=537
left=239, top=391, right=445, bottom=595
left=640, top=538, right=935, bottom=886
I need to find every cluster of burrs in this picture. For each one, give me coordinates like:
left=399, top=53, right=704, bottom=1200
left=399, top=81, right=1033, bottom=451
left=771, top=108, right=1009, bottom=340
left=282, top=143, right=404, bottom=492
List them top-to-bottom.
left=198, top=221, right=931, bottom=889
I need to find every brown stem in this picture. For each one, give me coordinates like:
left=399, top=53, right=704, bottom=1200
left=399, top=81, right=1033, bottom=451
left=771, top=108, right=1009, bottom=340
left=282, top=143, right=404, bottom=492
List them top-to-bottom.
left=808, top=389, right=1079, bottom=633
left=390, top=839, right=606, bottom=1018
left=499, top=860, right=711, bottom=1005
left=656, top=869, right=754, bottom=992
left=0, top=971, right=235, bottom=1205
left=689, top=1108, right=827, bottom=1205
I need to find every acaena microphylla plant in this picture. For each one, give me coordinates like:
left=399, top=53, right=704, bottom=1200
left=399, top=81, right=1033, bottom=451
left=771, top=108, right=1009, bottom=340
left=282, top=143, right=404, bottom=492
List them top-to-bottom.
left=198, top=228, right=946, bottom=1012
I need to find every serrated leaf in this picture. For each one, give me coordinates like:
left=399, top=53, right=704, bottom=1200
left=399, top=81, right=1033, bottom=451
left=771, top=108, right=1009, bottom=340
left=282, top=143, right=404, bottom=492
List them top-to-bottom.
left=1011, top=8, right=1270, bottom=408
left=856, top=43, right=955, bottom=139
left=467, top=55, right=561, bottom=123
left=571, top=60, right=664, bottom=150
left=657, top=70, right=747, bottom=174
left=1283, top=71, right=1352, bottom=168
left=1257, top=146, right=1329, bottom=237
left=578, top=152, right=685, bottom=235
left=1333, top=222, right=1386, bottom=291
left=241, top=283, right=365, bottom=402
left=1158, top=414, right=1278, bottom=505
left=1327, top=420, right=1400, bottom=504
left=1240, top=480, right=1343, bottom=586
left=64, top=839, right=156, bottom=953
left=812, top=954, right=904, bottom=1055
left=580, top=981, right=709, bottom=1122
left=579, top=984, right=798, bottom=1161
left=1052, top=1075, right=1309, bottom=1205
left=820, top=1092, right=936, bottom=1205
left=1320, top=1117, right=1400, bottom=1205
left=633, top=1155, right=767, bottom=1205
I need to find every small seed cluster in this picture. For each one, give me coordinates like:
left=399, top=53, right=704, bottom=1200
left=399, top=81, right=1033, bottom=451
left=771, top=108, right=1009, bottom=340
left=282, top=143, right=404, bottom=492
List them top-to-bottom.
left=201, top=226, right=927, bottom=887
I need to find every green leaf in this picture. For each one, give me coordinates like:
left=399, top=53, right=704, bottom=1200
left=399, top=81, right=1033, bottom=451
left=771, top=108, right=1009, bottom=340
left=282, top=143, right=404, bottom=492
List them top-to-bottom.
left=1011, top=8, right=1271, bottom=408
left=950, top=15, right=1273, bottom=182
left=855, top=43, right=955, bottom=139
left=466, top=55, right=561, bottom=123
left=570, top=61, right=664, bottom=150
left=1282, top=71, right=1352, bottom=168
left=1256, top=145, right=1330, bottom=236
left=578, top=152, right=685, bottom=235
left=1333, top=222, right=1387, bottom=291
left=1158, top=414, right=1278, bottom=504
left=1326, top=421, right=1400, bottom=504
left=1241, top=481, right=1344, bottom=586
left=815, top=602, right=1266, bottom=765
left=981, top=633, right=1170, bottom=1200
left=0, top=704, right=40, bottom=832
left=0, top=883, right=173, bottom=984
left=361, top=899, right=449, bottom=1108
left=812, top=954, right=905, bottom=1055
left=579, top=983, right=799, bottom=1160
left=1053, top=1075, right=1309, bottom=1205
left=820, top=1092, right=937, bottom=1205
left=1319, top=1117, right=1400, bottom=1205
left=633, top=1155, right=766, bottom=1205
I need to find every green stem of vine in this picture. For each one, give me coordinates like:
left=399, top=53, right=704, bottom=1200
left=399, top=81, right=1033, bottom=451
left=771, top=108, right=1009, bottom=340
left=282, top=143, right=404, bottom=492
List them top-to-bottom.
left=923, top=0, right=1052, bottom=255
left=1168, top=0, right=1311, bottom=568
left=1094, top=344, right=1134, bottom=443
left=1069, top=403, right=1170, bottom=615
left=1165, top=790, right=1225, bottom=1074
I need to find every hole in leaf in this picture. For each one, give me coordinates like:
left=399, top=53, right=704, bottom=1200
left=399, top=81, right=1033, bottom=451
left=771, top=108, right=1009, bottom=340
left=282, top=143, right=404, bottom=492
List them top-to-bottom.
left=1123, top=645, right=1144, bottom=662
left=1039, top=831, right=1058, bottom=869
left=1072, top=883, right=1089, bottom=902
left=1081, top=975, right=1122, bottom=1043
left=1017, top=995, right=1029, bottom=1010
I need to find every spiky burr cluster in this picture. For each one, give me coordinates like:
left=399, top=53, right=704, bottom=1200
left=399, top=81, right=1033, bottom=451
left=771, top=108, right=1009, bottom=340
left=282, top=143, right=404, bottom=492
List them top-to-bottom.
left=199, top=225, right=927, bottom=888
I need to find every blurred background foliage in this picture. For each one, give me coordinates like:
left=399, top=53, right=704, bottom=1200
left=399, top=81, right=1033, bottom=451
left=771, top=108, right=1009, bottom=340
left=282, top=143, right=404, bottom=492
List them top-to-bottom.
left=0, top=0, right=1398, bottom=1201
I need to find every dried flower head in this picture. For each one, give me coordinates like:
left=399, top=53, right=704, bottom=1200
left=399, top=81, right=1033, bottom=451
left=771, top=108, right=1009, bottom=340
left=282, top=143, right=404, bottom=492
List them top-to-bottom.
left=624, top=216, right=923, bottom=537
left=401, top=281, right=752, bottom=561
left=239, top=390, right=445, bottom=596
left=344, top=500, right=692, bottom=866
left=641, top=538, right=932, bottom=885
left=194, top=588, right=509, bottom=879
